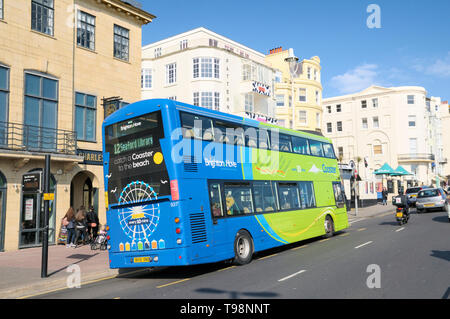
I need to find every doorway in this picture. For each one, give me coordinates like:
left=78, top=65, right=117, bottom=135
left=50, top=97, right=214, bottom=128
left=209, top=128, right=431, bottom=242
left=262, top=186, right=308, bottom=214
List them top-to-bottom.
left=70, top=171, right=99, bottom=214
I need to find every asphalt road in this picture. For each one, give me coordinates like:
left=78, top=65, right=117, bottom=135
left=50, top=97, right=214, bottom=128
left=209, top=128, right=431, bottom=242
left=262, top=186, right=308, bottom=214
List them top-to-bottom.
left=32, top=207, right=449, bottom=299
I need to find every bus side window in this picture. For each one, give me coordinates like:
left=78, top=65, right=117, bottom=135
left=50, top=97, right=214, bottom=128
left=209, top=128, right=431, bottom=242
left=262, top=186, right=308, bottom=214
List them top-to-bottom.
left=180, top=112, right=213, bottom=141
left=244, top=126, right=258, bottom=148
left=258, top=129, right=270, bottom=149
left=279, top=134, right=292, bottom=152
left=292, top=136, right=310, bottom=155
left=309, top=140, right=324, bottom=157
left=323, top=143, right=336, bottom=158
left=253, top=181, right=277, bottom=213
left=298, top=181, right=316, bottom=209
left=278, top=182, right=300, bottom=210
left=209, top=183, right=224, bottom=217
left=224, top=183, right=254, bottom=215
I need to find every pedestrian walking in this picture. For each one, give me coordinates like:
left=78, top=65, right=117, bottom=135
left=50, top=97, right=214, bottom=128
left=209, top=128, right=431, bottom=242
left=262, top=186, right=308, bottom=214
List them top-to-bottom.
left=382, top=187, right=388, bottom=205
left=86, top=206, right=99, bottom=242
left=62, top=207, right=76, bottom=248
left=74, top=208, right=88, bottom=248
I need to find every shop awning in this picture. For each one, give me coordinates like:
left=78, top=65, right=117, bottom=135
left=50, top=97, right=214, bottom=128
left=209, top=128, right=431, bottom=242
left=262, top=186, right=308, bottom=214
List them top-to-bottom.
left=374, top=163, right=395, bottom=175
left=391, top=165, right=412, bottom=176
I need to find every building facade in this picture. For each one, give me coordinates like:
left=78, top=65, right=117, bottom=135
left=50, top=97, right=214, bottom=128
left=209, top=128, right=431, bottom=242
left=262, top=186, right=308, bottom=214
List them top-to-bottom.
left=0, top=0, right=154, bottom=251
left=141, top=27, right=277, bottom=122
left=265, top=48, right=323, bottom=132
left=323, top=85, right=445, bottom=201
left=439, top=100, right=450, bottom=184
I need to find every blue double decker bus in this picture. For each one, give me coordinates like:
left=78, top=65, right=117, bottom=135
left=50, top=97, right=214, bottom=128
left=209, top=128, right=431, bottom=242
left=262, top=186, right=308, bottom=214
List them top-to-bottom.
left=102, top=99, right=348, bottom=268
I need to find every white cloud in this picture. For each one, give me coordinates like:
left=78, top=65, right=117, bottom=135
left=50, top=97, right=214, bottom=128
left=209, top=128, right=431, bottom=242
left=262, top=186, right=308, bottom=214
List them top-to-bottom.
left=410, top=52, right=450, bottom=78
left=426, top=53, right=450, bottom=77
left=330, top=64, right=382, bottom=94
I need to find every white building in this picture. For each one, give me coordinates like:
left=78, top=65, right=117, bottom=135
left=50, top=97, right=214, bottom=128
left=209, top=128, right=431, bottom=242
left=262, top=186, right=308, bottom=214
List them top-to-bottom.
left=141, top=27, right=277, bottom=121
left=323, top=85, right=445, bottom=199
left=438, top=100, right=450, bottom=184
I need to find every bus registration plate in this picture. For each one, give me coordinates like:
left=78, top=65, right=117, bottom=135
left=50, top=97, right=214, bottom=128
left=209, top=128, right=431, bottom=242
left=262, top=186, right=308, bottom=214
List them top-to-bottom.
left=134, top=257, right=151, bottom=263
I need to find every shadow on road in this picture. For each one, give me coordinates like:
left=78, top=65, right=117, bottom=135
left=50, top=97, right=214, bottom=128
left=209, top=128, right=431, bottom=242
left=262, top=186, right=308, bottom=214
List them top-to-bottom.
left=432, top=215, right=449, bottom=224
left=379, top=221, right=399, bottom=226
left=113, top=232, right=348, bottom=281
left=430, top=250, right=450, bottom=262
left=48, top=253, right=99, bottom=277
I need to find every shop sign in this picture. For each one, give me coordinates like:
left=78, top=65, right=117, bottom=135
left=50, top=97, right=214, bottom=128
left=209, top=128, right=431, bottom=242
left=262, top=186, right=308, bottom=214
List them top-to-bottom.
left=252, top=81, right=271, bottom=97
left=245, top=112, right=278, bottom=124
left=77, top=149, right=104, bottom=166
left=22, top=172, right=42, bottom=192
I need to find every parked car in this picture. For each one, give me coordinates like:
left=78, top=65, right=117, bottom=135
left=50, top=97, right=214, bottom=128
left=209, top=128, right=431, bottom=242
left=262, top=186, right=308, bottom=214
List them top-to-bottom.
left=405, top=186, right=430, bottom=207
left=416, top=188, right=449, bottom=215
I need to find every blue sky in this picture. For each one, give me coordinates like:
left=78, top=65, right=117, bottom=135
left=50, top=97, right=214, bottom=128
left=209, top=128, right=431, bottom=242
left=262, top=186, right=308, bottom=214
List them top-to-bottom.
left=141, top=0, right=450, bottom=100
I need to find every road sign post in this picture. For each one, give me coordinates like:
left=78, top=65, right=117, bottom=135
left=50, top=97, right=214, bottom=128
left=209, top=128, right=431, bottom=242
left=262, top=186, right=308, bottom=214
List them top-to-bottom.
left=41, top=155, right=50, bottom=278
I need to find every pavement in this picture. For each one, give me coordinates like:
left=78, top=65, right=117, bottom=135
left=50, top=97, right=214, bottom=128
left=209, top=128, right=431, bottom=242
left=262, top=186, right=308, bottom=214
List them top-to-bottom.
left=0, top=203, right=395, bottom=299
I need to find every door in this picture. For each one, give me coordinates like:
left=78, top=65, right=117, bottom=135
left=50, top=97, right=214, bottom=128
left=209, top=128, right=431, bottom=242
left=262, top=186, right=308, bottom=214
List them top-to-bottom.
left=19, top=171, right=56, bottom=248
left=208, top=182, right=228, bottom=257
left=0, top=189, right=5, bottom=251
left=20, top=193, right=39, bottom=247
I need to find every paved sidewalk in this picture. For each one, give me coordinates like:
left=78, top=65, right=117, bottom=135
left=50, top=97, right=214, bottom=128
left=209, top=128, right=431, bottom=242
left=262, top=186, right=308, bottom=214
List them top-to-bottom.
left=346, top=202, right=395, bottom=223
left=0, top=203, right=395, bottom=299
left=0, top=243, right=119, bottom=299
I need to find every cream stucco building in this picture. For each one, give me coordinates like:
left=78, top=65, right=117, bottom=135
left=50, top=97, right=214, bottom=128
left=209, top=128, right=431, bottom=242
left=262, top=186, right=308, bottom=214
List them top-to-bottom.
left=0, top=0, right=154, bottom=251
left=141, top=27, right=277, bottom=122
left=265, top=48, right=323, bottom=133
left=323, top=85, right=446, bottom=200
left=439, top=101, right=450, bottom=184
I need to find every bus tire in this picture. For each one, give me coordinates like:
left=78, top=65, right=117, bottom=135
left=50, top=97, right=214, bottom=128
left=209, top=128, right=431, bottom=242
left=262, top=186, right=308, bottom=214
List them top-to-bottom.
left=324, top=215, right=335, bottom=238
left=233, top=230, right=253, bottom=265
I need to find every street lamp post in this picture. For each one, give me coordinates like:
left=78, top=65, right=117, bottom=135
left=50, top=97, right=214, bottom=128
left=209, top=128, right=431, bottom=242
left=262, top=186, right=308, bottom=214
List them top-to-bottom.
left=285, top=48, right=299, bottom=130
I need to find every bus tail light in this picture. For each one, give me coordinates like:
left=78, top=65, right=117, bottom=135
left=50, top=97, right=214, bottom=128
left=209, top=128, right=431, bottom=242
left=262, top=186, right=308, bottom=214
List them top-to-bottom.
left=170, top=180, right=179, bottom=201
left=174, top=217, right=180, bottom=223
left=176, top=228, right=181, bottom=234
left=177, top=239, right=182, bottom=245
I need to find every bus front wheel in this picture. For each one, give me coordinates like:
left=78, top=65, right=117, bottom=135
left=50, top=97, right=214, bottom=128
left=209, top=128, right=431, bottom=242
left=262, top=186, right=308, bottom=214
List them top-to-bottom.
left=233, top=230, right=253, bottom=265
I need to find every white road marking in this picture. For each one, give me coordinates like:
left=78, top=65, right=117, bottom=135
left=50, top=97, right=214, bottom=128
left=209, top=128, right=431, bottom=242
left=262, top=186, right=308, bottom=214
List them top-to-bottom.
left=349, top=218, right=367, bottom=225
left=395, top=227, right=405, bottom=232
left=354, top=241, right=373, bottom=249
left=278, top=269, right=306, bottom=282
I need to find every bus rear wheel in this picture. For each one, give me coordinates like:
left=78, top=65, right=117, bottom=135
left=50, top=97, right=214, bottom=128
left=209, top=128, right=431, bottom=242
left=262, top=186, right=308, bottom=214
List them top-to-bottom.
left=324, top=215, right=335, bottom=238
left=233, top=230, right=253, bottom=265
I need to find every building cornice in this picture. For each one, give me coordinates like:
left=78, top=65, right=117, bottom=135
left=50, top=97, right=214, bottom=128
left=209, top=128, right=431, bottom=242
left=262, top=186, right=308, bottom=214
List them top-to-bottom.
left=97, top=0, right=156, bottom=24
left=142, top=45, right=277, bottom=73
left=323, top=86, right=427, bottom=103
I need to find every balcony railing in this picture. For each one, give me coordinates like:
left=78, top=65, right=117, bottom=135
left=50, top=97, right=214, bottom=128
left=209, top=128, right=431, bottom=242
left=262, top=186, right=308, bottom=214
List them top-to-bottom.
left=0, top=121, right=77, bottom=155
left=397, top=153, right=435, bottom=161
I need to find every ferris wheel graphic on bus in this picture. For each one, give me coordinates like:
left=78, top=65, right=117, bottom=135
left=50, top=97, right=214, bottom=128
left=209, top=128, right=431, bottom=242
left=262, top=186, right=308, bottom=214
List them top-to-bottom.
left=117, top=181, right=160, bottom=241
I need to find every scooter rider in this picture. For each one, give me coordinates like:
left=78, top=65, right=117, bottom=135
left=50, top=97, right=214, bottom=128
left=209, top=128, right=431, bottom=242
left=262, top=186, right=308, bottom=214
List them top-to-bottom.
left=394, top=188, right=410, bottom=217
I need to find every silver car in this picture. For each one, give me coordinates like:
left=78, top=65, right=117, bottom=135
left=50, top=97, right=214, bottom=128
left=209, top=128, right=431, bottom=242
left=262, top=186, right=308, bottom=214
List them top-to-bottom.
left=416, top=188, right=449, bottom=214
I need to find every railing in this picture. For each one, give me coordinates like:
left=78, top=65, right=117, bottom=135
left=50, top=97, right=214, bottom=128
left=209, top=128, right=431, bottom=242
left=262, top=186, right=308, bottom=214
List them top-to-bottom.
left=0, top=121, right=77, bottom=155
left=397, top=153, right=435, bottom=161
